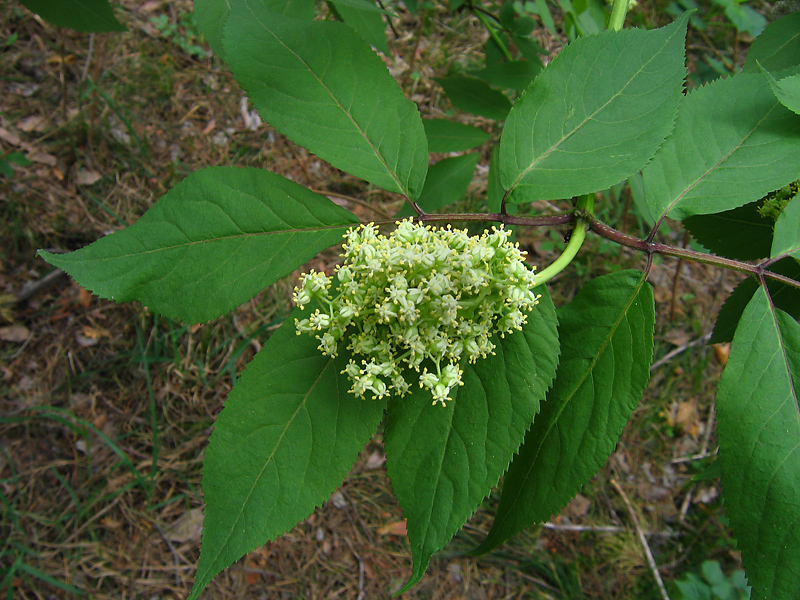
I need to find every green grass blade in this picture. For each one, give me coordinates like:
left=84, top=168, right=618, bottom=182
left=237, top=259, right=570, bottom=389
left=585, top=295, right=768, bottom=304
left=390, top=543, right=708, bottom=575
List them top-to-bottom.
left=39, top=167, right=359, bottom=324
left=472, top=270, right=654, bottom=554
left=716, top=286, right=800, bottom=600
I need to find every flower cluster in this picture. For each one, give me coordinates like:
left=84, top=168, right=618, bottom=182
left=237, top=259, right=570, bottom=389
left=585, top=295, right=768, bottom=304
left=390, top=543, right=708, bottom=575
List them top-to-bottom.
left=294, top=219, right=540, bottom=405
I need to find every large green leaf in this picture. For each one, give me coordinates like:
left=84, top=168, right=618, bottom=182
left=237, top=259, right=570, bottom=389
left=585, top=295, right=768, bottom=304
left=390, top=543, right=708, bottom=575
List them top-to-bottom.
left=19, top=0, right=125, bottom=32
left=194, top=0, right=314, bottom=58
left=223, top=0, right=428, bottom=200
left=743, top=12, right=800, bottom=74
left=499, top=16, right=688, bottom=203
left=642, top=71, right=800, bottom=221
left=423, top=119, right=490, bottom=153
left=396, top=153, right=481, bottom=217
left=38, top=167, right=358, bottom=323
left=772, top=195, right=800, bottom=259
left=683, top=201, right=773, bottom=261
left=472, top=270, right=654, bottom=554
left=716, top=286, right=800, bottom=600
left=384, top=287, right=559, bottom=592
left=188, top=314, right=387, bottom=600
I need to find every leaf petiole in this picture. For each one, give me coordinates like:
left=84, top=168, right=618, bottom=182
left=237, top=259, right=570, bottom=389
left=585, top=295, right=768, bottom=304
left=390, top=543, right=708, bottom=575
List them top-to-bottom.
left=534, top=194, right=593, bottom=286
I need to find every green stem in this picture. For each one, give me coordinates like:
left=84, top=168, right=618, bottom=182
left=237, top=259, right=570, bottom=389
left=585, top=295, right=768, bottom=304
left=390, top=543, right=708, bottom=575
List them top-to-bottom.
left=607, top=0, right=630, bottom=31
left=474, top=9, right=514, bottom=62
left=534, top=195, right=593, bottom=286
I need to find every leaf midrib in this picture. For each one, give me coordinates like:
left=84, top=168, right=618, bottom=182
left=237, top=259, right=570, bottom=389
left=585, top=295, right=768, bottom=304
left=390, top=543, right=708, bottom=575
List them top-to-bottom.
left=245, top=5, right=410, bottom=198
left=509, top=30, right=676, bottom=193
left=495, top=277, right=647, bottom=529
left=200, top=351, right=337, bottom=582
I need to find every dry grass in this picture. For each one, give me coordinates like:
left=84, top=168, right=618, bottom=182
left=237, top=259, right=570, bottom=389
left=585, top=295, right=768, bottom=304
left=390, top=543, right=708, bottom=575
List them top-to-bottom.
left=1, top=1, right=752, bottom=599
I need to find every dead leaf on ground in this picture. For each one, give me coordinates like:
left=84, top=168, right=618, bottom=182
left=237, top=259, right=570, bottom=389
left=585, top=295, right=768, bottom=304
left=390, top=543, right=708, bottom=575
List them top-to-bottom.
left=17, top=115, right=46, bottom=132
left=75, top=169, right=102, bottom=185
left=0, top=325, right=30, bottom=342
left=713, top=343, right=730, bottom=366
left=365, top=450, right=386, bottom=469
left=567, top=493, right=591, bottom=518
left=164, top=507, right=204, bottom=543
left=377, top=520, right=407, bottom=536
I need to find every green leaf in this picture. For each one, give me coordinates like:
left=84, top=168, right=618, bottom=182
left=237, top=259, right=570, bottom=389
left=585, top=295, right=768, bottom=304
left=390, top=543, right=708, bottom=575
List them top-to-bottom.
left=19, top=0, right=125, bottom=32
left=194, top=0, right=314, bottom=58
left=223, top=0, right=428, bottom=199
left=330, top=0, right=390, bottom=55
left=330, top=0, right=393, bottom=15
left=743, top=12, right=800, bottom=74
left=500, top=16, right=688, bottom=203
left=471, top=60, right=541, bottom=92
left=760, top=67, right=800, bottom=117
left=643, top=72, right=800, bottom=221
left=435, top=76, right=512, bottom=121
left=422, top=119, right=490, bottom=153
left=396, top=153, right=481, bottom=217
left=38, top=167, right=358, bottom=323
left=772, top=195, right=800, bottom=259
left=683, top=201, right=774, bottom=261
left=710, top=258, right=800, bottom=344
left=472, top=270, right=654, bottom=554
left=716, top=286, right=800, bottom=600
left=384, top=287, right=559, bottom=592
left=188, top=314, right=387, bottom=600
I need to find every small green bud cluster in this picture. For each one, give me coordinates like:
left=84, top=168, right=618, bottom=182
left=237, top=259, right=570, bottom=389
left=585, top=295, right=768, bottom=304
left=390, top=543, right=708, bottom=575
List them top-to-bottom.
left=759, top=179, right=800, bottom=222
left=293, top=219, right=540, bottom=406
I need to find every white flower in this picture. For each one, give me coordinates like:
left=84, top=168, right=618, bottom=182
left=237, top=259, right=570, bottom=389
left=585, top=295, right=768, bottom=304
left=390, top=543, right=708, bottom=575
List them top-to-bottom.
left=293, top=219, right=539, bottom=405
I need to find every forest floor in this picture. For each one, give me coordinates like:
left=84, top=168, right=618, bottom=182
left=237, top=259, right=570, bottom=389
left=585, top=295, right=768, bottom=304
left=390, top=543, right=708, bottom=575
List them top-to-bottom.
left=0, top=1, right=761, bottom=598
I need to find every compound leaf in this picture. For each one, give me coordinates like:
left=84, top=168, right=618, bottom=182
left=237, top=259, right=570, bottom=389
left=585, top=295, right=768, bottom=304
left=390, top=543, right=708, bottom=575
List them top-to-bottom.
left=19, top=0, right=125, bottom=32
left=223, top=0, right=428, bottom=199
left=500, top=15, right=688, bottom=203
left=642, top=72, right=800, bottom=221
left=423, top=119, right=490, bottom=153
left=396, top=153, right=481, bottom=216
left=39, top=167, right=358, bottom=323
left=473, top=270, right=654, bottom=553
left=716, top=286, right=800, bottom=600
left=385, top=287, right=559, bottom=592
left=188, top=314, right=386, bottom=600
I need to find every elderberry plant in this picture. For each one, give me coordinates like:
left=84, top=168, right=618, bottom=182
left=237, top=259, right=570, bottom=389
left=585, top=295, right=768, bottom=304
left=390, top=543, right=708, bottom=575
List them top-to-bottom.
left=39, top=0, right=800, bottom=598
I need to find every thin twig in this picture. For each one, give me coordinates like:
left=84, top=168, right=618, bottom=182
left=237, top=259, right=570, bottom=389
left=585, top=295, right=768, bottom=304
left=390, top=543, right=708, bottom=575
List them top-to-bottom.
left=309, top=188, right=394, bottom=220
left=650, top=333, right=712, bottom=372
left=610, top=479, right=671, bottom=600
left=542, top=522, right=676, bottom=538
left=342, top=536, right=366, bottom=600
